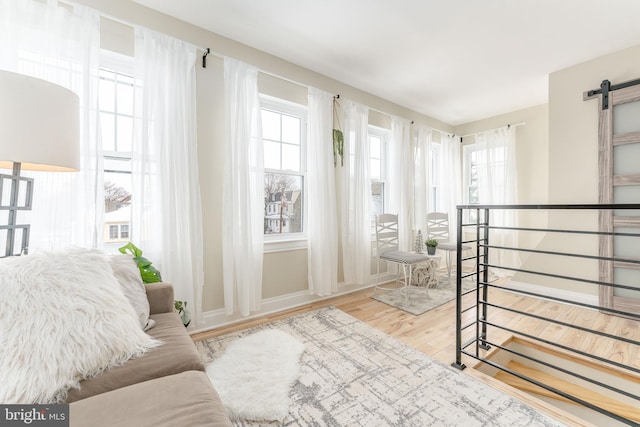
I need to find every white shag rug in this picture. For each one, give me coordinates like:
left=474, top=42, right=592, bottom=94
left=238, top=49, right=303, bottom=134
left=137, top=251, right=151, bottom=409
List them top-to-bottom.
left=0, top=249, right=161, bottom=403
left=205, top=329, right=304, bottom=422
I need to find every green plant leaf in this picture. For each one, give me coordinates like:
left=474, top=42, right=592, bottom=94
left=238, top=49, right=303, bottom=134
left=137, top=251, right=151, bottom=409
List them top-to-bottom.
left=333, top=129, right=344, bottom=167
left=118, top=242, right=143, bottom=257
left=120, top=242, right=162, bottom=283
left=133, top=256, right=152, bottom=267
left=140, top=267, right=162, bottom=283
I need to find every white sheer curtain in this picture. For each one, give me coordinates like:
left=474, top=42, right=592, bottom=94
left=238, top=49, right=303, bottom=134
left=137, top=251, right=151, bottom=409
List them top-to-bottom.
left=0, top=0, right=101, bottom=250
left=132, top=27, right=205, bottom=324
left=222, top=58, right=264, bottom=316
left=307, top=88, right=338, bottom=296
left=340, top=99, right=371, bottom=285
left=388, top=116, right=414, bottom=250
left=413, top=124, right=432, bottom=237
left=475, top=126, right=520, bottom=270
left=438, top=133, right=462, bottom=243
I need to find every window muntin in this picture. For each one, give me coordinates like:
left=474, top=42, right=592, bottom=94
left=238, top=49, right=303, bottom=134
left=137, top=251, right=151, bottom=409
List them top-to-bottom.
left=261, top=97, right=306, bottom=239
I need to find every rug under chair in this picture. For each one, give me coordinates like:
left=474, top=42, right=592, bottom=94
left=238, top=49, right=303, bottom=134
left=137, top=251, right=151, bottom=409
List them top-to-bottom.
left=371, top=265, right=481, bottom=315
left=195, top=307, right=565, bottom=426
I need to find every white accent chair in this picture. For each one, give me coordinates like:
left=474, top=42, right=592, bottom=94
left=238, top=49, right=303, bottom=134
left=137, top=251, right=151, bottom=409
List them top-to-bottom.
left=426, top=212, right=472, bottom=286
left=375, top=213, right=432, bottom=306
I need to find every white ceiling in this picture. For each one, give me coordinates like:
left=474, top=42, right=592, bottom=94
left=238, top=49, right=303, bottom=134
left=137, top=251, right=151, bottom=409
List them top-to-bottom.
left=133, top=0, right=640, bottom=126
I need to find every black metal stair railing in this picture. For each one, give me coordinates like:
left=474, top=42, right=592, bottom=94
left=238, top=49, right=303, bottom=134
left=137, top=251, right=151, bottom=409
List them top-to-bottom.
left=451, top=204, right=640, bottom=427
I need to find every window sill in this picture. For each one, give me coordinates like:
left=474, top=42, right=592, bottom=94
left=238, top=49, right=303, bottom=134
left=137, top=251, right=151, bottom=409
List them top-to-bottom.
left=264, top=237, right=308, bottom=253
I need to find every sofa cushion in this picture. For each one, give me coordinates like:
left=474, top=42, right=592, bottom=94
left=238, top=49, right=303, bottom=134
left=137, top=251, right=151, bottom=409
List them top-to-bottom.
left=109, top=253, right=152, bottom=330
left=66, top=312, right=204, bottom=402
left=70, top=371, right=232, bottom=427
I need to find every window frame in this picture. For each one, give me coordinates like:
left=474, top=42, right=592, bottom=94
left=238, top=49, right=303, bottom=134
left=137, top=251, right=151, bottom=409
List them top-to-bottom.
left=99, top=50, right=135, bottom=250
left=260, top=95, right=308, bottom=253
left=368, top=125, right=389, bottom=234
left=430, top=141, right=441, bottom=212
left=462, top=143, right=480, bottom=223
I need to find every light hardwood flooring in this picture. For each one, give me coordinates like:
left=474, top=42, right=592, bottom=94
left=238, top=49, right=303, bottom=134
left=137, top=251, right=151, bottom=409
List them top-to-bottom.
left=191, top=281, right=639, bottom=427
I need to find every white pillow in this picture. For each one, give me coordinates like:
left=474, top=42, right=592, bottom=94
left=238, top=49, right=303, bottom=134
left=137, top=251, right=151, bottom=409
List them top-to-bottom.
left=0, top=249, right=162, bottom=404
left=109, top=254, right=154, bottom=331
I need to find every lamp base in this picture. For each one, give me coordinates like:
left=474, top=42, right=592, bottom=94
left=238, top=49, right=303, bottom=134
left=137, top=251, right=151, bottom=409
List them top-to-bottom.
left=0, top=162, right=33, bottom=257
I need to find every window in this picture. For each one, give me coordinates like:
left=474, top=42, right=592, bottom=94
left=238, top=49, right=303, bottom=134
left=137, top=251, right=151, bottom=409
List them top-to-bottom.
left=99, top=52, right=134, bottom=248
left=261, top=97, right=306, bottom=242
left=369, top=126, right=389, bottom=229
left=430, top=142, right=441, bottom=211
left=463, top=144, right=479, bottom=222
left=120, top=224, right=129, bottom=239
left=109, top=225, right=118, bottom=240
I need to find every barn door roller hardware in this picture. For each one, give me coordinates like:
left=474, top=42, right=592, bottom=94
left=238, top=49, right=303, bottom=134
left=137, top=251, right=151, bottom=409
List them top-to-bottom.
left=587, top=78, right=640, bottom=110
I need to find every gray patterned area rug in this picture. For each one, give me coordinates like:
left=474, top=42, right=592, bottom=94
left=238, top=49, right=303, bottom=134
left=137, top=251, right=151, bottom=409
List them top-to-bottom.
left=372, top=278, right=476, bottom=315
left=196, top=307, right=566, bottom=427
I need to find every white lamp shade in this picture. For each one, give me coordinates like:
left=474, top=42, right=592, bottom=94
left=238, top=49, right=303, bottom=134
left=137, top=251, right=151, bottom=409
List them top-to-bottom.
left=0, top=70, right=80, bottom=171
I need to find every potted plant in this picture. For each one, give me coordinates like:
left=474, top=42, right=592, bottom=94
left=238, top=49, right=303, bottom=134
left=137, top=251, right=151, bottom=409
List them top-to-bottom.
left=425, top=239, right=439, bottom=255
left=174, top=300, right=191, bottom=328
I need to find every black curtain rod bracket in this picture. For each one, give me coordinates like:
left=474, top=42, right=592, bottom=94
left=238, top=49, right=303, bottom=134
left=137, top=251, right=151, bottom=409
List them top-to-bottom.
left=202, top=48, right=210, bottom=68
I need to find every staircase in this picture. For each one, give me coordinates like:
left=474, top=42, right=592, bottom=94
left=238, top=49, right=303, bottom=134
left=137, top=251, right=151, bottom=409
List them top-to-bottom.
left=476, top=337, right=640, bottom=426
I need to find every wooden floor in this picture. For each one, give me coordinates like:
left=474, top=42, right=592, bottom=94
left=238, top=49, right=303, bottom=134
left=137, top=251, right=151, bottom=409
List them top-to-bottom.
left=192, top=281, right=639, bottom=427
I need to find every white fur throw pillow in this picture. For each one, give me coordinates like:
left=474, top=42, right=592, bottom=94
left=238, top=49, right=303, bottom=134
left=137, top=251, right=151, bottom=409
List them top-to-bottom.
left=0, top=249, right=162, bottom=403
left=109, top=254, right=153, bottom=330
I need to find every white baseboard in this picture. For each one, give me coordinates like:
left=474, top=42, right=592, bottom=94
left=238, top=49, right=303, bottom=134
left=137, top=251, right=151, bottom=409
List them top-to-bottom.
left=188, top=273, right=395, bottom=335
left=505, top=280, right=598, bottom=307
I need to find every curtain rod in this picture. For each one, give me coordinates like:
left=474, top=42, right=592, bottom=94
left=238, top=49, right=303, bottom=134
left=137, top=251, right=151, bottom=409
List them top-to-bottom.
left=88, top=1, right=453, bottom=127
left=334, top=93, right=453, bottom=136
left=460, top=122, right=525, bottom=139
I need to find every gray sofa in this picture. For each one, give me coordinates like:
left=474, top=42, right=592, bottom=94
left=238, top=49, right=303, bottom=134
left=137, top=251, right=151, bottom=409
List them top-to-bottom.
left=68, top=282, right=232, bottom=427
